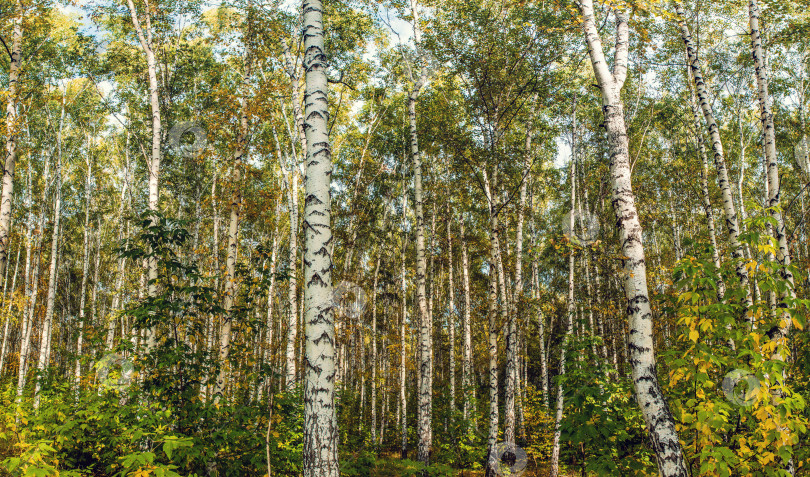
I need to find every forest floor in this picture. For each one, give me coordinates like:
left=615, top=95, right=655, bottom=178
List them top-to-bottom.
left=365, top=455, right=575, bottom=476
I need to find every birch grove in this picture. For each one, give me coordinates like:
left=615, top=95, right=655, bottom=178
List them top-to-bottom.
left=0, top=0, right=809, bottom=475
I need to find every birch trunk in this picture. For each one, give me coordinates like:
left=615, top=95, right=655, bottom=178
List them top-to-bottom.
left=0, top=0, right=23, bottom=283
left=126, top=0, right=161, bottom=349
left=749, top=0, right=795, bottom=308
left=301, top=1, right=339, bottom=473
left=581, top=1, right=689, bottom=473
left=676, top=2, right=752, bottom=312
left=749, top=2, right=796, bottom=468
left=214, top=21, right=252, bottom=402
left=279, top=37, right=307, bottom=392
left=686, top=65, right=724, bottom=294
left=411, top=85, right=432, bottom=467
left=550, top=111, right=578, bottom=477
left=506, top=131, right=532, bottom=449
left=107, top=135, right=131, bottom=349
left=17, top=150, right=49, bottom=402
left=34, top=153, right=62, bottom=410
left=75, top=153, right=93, bottom=386
left=11, top=160, right=34, bottom=388
left=285, top=163, right=299, bottom=389
left=259, top=199, right=281, bottom=400
left=446, top=206, right=456, bottom=418
left=90, top=220, right=102, bottom=326
left=460, top=220, right=473, bottom=421
left=400, top=223, right=408, bottom=459
left=532, top=241, right=549, bottom=407
left=0, top=244, right=21, bottom=376
left=371, top=251, right=382, bottom=444
left=485, top=260, right=499, bottom=477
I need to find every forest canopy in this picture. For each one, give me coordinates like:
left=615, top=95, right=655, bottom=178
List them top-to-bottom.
left=1, top=0, right=810, bottom=475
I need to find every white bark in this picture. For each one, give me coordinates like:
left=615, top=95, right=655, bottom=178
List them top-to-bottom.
left=0, top=0, right=23, bottom=283
left=126, top=0, right=161, bottom=348
left=749, top=0, right=795, bottom=307
left=301, top=1, right=339, bottom=473
left=580, top=1, right=689, bottom=474
left=676, top=2, right=752, bottom=312
left=749, top=3, right=795, bottom=468
left=214, top=21, right=252, bottom=403
left=686, top=64, right=724, bottom=295
left=551, top=109, right=578, bottom=477
left=34, top=123, right=63, bottom=410
left=506, top=128, right=532, bottom=448
left=106, top=143, right=131, bottom=350
left=17, top=148, right=49, bottom=402
left=75, top=152, right=93, bottom=386
left=285, top=162, right=300, bottom=389
left=259, top=198, right=281, bottom=401
left=531, top=203, right=549, bottom=406
left=446, top=206, right=456, bottom=420
left=400, top=209, right=408, bottom=458
left=460, top=220, right=473, bottom=421
left=0, top=242, right=21, bottom=376
left=371, top=251, right=382, bottom=444
left=485, top=259, right=499, bottom=476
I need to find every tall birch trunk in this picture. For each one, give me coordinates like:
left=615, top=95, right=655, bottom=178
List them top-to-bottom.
left=0, top=0, right=23, bottom=283
left=126, top=0, right=161, bottom=349
left=749, top=0, right=795, bottom=308
left=301, top=1, right=339, bottom=474
left=580, top=1, right=689, bottom=474
left=676, top=2, right=752, bottom=313
left=749, top=2, right=796, bottom=469
left=214, top=18, right=252, bottom=402
left=280, top=39, right=306, bottom=392
left=686, top=64, right=724, bottom=294
left=550, top=109, right=578, bottom=477
left=506, top=129, right=532, bottom=450
left=107, top=143, right=131, bottom=350
left=34, top=144, right=63, bottom=410
left=17, top=148, right=49, bottom=403
left=75, top=152, right=93, bottom=386
left=285, top=161, right=300, bottom=389
left=259, top=198, right=281, bottom=400
left=400, top=202, right=408, bottom=459
left=446, top=205, right=456, bottom=419
left=460, top=220, right=473, bottom=421
left=532, top=226, right=549, bottom=407
left=0, top=243, right=21, bottom=376
left=371, top=251, right=382, bottom=444
left=485, top=259, right=499, bottom=477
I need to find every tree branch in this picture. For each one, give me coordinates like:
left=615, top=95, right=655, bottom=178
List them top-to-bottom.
left=0, top=35, right=11, bottom=61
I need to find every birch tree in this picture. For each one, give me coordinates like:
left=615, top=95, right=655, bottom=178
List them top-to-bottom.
left=0, top=0, right=24, bottom=284
left=126, top=0, right=161, bottom=349
left=301, top=0, right=339, bottom=474
left=404, top=0, right=433, bottom=467
left=578, top=0, right=689, bottom=473
left=748, top=0, right=796, bottom=467
left=675, top=2, right=752, bottom=312
left=213, top=5, right=253, bottom=403
left=33, top=93, right=66, bottom=410
left=550, top=101, right=578, bottom=477
left=74, top=150, right=93, bottom=386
